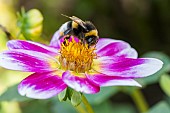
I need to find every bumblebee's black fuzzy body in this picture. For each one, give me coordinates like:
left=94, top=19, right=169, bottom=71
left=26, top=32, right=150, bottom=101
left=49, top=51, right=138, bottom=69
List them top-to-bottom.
left=58, top=16, right=99, bottom=47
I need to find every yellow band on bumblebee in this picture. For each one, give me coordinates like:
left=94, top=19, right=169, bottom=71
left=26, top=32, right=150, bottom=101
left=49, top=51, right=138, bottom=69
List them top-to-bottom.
left=72, top=21, right=78, bottom=29
left=85, top=30, right=98, bottom=37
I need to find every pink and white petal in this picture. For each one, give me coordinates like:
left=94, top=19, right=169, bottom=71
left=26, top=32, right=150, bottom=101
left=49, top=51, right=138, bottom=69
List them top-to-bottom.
left=50, top=30, right=63, bottom=49
left=96, top=38, right=137, bottom=58
left=96, top=38, right=120, bottom=50
left=7, top=40, right=59, bottom=56
left=123, top=48, right=138, bottom=58
left=0, top=50, right=59, bottom=72
left=93, top=56, right=163, bottom=78
left=18, top=71, right=67, bottom=99
left=62, top=71, right=100, bottom=94
left=86, top=73, right=141, bottom=87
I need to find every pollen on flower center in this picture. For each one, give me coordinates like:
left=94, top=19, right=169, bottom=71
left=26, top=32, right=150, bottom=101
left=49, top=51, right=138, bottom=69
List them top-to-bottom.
left=59, top=38, right=97, bottom=73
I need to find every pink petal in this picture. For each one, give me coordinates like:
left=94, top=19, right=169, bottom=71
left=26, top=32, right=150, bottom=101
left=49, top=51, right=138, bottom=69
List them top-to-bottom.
left=96, top=38, right=138, bottom=58
left=7, top=40, right=59, bottom=56
left=0, top=50, right=59, bottom=72
left=93, top=56, right=163, bottom=78
left=18, top=71, right=67, bottom=99
left=62, top=71, right=100, bottom=94
left=86, top=73, right=141, bottom=87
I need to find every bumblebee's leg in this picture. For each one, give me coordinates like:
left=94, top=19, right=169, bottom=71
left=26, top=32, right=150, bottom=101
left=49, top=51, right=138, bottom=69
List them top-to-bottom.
left=79, top=32, right=85, bottom=44
left=63, top=35, right=71, bottom=45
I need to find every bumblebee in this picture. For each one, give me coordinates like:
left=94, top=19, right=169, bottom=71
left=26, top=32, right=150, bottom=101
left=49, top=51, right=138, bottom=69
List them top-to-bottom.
left=58, top=14, right=99, bottom=47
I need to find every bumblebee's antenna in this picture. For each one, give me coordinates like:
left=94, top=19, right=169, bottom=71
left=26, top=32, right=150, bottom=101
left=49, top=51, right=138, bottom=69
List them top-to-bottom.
left=61, top=14, right=71, bottom=19
left=61, top=14, right=87, bottom=30
left=61, top=14, right=81, bottom=22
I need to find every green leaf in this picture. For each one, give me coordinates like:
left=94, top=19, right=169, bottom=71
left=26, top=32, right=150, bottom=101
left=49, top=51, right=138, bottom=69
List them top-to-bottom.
left=137, top=52, right=170, bottom=86
left=159, top=74, right=170, bottom=96
left=0, top=84, right=31, bottom=102
left=85, top=87, right=118, bottom=105
left=58, top=88, right=67, bottom=101
left=71, top=91, right=82, bottom=107
left=146, top=101, right=170, bottom=113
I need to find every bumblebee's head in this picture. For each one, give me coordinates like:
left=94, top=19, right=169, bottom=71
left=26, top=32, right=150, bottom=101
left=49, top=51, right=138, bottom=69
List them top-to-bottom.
left=84, top=22, right=99, bottom=47
left=85, top=35, right=99, bottom=47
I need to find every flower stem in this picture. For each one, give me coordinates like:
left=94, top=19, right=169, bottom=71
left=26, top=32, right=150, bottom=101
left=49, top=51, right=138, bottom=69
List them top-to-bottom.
left=131, top=89, right=149, bottom=113
left=82, top=94, right=94, bottom=113
left=75, top=104, right=87, bottom=113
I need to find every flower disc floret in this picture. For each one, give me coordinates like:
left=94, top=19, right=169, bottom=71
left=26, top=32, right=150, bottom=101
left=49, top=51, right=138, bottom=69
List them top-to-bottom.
left=59, top=39, right=97, bottom=73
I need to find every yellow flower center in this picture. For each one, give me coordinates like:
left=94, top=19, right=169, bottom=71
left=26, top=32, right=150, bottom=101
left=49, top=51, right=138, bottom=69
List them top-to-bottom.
left=59, top=38, right=97, bottom=73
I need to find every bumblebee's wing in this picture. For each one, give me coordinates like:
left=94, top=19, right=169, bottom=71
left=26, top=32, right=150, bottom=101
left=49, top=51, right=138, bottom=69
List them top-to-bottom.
left=70, top=16, right=88, bottom=31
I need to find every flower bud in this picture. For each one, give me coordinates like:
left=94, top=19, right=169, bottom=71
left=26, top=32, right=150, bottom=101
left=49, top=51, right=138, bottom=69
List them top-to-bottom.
left=17, top=8, right=43, bottom=39
left=26, top=9, right=43, bottom=28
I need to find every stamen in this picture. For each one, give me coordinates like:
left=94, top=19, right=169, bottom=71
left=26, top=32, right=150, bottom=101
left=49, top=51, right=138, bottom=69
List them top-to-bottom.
left=59, top=38, right=97, bottom=73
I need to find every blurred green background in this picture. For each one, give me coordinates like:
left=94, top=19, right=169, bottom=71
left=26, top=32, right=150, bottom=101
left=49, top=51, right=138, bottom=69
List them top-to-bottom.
left=0, top=0, right=170, bottom=113
left=18, top=0, right=170, bottom=55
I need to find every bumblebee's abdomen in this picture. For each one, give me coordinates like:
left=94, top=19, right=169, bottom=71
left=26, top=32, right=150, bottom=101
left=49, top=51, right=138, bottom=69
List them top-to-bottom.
left=59, top=21, right=70, bottom=31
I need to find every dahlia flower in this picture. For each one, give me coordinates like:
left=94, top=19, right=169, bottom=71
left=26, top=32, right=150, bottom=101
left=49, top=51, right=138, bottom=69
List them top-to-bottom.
left=0, top=31, right=163, bottom=99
